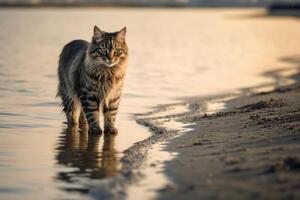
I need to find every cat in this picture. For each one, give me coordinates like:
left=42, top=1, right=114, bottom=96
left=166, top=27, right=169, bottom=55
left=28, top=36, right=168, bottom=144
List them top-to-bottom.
left=57, top=26, right=128, bottom=135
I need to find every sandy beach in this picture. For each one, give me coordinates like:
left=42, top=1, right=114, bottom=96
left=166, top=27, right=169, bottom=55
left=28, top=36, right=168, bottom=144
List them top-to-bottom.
left=134, top=73, right=300, bottom=199
left=158, top=86, right=300, bottom=199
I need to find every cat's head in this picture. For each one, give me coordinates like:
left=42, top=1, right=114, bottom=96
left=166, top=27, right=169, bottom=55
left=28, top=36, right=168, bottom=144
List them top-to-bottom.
left=88, top=25, right=128, bottom=68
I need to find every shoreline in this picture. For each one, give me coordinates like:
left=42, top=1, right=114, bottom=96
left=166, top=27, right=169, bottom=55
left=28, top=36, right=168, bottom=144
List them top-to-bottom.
left=91, top=83, right=300, bottom=199
left=157, top=84, right=300, bottom=199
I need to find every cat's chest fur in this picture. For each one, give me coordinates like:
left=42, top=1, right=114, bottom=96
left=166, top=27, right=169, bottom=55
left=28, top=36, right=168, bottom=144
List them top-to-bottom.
left=87, top=67, right=124, bottom=101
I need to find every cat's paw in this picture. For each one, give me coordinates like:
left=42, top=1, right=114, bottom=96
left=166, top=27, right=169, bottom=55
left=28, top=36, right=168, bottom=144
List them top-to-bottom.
left=88, top=126, right=102, bottom=135
left=104, top=127, right=118, bottom=135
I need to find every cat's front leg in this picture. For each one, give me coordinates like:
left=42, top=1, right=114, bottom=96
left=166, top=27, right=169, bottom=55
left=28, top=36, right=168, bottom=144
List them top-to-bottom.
left=79, top=91, right=102, bottom=135
left=103, top=95, right=121, bottom=135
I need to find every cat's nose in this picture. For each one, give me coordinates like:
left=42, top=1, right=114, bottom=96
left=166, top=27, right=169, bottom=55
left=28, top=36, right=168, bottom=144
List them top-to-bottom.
left=107, top=53, right=114, bottom=62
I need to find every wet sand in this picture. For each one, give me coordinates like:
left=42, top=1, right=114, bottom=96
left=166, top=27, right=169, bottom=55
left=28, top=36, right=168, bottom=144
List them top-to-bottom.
left=131, top=56, right=300, bottom=199
left=156, top=85, right=300, bottom=199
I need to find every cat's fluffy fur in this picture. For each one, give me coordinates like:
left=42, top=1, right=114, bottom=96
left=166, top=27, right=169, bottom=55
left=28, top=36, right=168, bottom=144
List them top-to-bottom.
left=57, top=26, right=128, bottom=135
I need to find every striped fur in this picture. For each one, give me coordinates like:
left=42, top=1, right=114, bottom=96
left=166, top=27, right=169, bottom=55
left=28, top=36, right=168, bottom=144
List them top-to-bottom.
left=57, top=26, right=128, bottom=135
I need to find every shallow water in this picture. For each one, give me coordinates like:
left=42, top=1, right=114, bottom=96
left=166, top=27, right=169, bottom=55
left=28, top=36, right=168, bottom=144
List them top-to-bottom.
left=0, top=8, right=300, bottom=200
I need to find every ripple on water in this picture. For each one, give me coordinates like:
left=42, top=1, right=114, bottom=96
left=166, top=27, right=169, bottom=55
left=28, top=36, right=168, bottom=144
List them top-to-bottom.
left=24, top=101, right=60, bottom=107
left=0, top=187, right=30, bottom=194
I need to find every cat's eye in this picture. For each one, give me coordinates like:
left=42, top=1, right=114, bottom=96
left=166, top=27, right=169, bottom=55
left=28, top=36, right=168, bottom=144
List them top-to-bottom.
left=98, top=47, right=107, bottom=53
left=115, top=48, right=122, bottom=54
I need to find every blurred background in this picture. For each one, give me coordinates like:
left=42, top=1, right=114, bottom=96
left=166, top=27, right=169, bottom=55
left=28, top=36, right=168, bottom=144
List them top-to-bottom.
left=0, top=0, right=299, bottom=7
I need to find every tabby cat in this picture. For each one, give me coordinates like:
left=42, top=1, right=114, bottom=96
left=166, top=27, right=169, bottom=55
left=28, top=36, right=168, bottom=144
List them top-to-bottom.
left=57, top=26, right=128, bottom=135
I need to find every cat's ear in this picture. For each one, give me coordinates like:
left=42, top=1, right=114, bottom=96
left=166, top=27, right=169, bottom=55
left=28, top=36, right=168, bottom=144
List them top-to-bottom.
left=93, top=25, right=104, bottom=38
left=116, top=27, right=126, bottom=42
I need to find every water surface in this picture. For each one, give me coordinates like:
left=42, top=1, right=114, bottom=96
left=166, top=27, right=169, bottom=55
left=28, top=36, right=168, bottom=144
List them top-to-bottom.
left=0, top=8, right=300, bottom=199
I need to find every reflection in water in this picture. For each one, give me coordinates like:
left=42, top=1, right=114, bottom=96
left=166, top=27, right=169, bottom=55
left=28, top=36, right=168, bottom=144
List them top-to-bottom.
left=56, top=126, right=118, bottom=194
